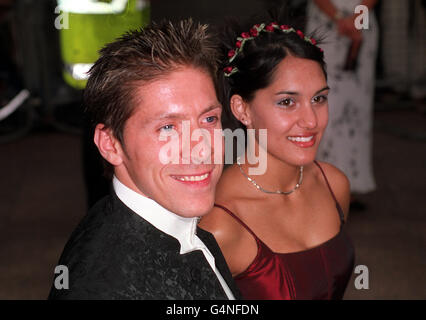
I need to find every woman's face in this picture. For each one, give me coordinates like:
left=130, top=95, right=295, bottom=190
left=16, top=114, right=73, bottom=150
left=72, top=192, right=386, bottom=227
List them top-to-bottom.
left=243, top=55, right=329, bottom=166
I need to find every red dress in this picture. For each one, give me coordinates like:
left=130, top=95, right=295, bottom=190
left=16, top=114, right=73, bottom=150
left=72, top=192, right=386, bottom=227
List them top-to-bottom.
left=215, top=161, right=355, bottom=300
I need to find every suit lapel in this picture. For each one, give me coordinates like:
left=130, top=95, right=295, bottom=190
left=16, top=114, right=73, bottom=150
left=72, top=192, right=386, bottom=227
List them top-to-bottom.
left=112, top=194, right=241, bottom=299
left=196, top=227, right=242, bottom=300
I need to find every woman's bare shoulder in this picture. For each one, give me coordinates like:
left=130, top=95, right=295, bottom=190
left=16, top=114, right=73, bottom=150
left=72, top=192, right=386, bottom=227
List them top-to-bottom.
left=313, top=161, right=351, bottom=220
left=199, top=165, right=251, bottom=248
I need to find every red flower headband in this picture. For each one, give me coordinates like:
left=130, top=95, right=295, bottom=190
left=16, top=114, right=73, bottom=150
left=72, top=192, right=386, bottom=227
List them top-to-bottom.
left=224, top=22, right=323, bottom=77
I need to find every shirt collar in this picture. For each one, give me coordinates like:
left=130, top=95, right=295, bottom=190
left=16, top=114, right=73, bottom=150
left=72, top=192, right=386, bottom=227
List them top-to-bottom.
left=112, top=176, right=201, bottom=254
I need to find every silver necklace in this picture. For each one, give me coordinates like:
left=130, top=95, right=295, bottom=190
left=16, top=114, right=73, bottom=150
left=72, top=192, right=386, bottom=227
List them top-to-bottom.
left=236, top=157, right=303, bottom=195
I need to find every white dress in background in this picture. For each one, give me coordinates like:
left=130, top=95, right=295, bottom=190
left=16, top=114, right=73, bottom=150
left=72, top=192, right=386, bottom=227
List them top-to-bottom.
left=306, top=0, right=378, bottom=193
left=380, top=0, right=426, bottom=98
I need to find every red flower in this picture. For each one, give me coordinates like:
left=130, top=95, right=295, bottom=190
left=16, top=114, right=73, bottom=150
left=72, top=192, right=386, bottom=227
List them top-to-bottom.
left=253, top=24, right=260, bottom=28
left=265, top=25, right=274, bottom=32
left=280, top=25, right=290, bottom=30
left=250, top=28, right=258, bottom=37
left=296, top=30, right=304, bottom=39
left=241, top=32, right=250, bottom=38
left=310, top=37, right=317, bottom=45
left=236, top=40, right=242, bottom=48
left=319, top=48, right=324, bottom=52
left=228, top=49, right=236, bottom=58
left=224, top=66, right=233, bottom=74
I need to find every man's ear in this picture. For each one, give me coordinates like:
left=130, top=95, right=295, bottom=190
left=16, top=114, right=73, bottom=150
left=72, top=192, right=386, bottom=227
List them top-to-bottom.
left=230, top=94, right=252, bottom=127
left=93, top=124, right=124, bottom=166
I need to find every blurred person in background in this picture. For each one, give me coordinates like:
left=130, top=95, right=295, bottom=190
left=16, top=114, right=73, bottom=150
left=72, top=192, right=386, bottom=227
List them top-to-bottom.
left=0, top=0, right=22, bottom=105
left=306, top=0, right=379, bottom=210
left=379, top=0, right=426, bottom=102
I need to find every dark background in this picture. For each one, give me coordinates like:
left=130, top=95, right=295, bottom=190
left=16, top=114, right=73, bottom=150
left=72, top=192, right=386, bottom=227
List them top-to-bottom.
left=0, top=0, right=425, bottom=299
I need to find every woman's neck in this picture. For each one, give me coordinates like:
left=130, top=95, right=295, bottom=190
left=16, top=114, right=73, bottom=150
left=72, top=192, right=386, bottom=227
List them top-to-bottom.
left=238, top=149, right=303, bottom=193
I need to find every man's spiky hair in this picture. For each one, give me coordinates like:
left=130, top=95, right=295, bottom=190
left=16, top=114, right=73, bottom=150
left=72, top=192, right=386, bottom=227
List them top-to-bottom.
left=85, top=19, right=220, bottom=144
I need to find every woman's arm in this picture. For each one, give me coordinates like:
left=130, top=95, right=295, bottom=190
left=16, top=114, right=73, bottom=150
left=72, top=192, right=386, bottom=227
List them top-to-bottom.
left=313, top=0, right=378, bottom=38
left=359, top=0, right=379, bottom=10
left=315, top=161, right=351, bottom=221
left=199, top=205, right=259, bottom=277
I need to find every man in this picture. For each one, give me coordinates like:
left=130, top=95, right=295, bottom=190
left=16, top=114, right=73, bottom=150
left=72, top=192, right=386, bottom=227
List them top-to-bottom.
left=48, top=19, right=240, bottom=299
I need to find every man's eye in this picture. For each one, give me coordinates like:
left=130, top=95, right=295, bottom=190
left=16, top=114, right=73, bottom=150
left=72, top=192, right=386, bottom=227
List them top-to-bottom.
left=205, top=116, right=218, bottom=123
left=160, top=124, right=174, bottom=131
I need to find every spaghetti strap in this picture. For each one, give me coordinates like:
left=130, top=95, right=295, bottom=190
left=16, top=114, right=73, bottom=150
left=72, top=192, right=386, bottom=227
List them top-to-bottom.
left=313, top=161, right=346, bottom=226
left=214, top=204, right=260, bottom=240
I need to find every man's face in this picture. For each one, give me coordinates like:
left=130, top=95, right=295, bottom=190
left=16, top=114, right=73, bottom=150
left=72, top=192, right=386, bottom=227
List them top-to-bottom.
left=108, top=66, right=223, bottom=217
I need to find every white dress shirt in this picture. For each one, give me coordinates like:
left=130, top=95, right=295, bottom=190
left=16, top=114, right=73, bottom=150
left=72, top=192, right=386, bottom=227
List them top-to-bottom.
left=112, top=176, right=235, bottom=300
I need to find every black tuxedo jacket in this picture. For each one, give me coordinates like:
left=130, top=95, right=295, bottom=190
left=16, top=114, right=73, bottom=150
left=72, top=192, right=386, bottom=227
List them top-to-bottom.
left=48, top=193, right=241, bottom=300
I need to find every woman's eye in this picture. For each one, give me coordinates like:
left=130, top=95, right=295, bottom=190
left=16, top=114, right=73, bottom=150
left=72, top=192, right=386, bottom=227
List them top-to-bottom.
left=313, top=95, right=328, bottom=104
left=278, top=98, right=295, bottom=107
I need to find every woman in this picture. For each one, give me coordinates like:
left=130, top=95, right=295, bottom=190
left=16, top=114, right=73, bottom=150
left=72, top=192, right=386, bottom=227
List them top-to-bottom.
left=306, top=0, right=379, bottom=202
left=199, top=12, right=355, bottom=300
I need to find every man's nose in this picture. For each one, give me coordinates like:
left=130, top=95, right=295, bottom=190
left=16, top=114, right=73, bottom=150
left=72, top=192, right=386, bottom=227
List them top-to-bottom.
left=181, top=122, right=212, bottom=164
left=191, top=127, right=212, bottom=164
